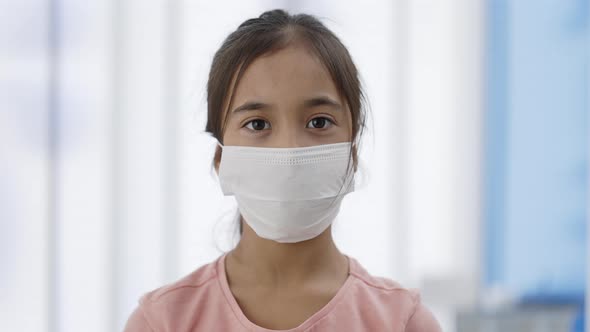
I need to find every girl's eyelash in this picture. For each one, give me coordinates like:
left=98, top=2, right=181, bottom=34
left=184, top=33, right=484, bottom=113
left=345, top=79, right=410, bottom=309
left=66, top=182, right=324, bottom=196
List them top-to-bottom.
left=315, top=114, right=336, bottom=122
left=241, top=118, right=260, bottom=127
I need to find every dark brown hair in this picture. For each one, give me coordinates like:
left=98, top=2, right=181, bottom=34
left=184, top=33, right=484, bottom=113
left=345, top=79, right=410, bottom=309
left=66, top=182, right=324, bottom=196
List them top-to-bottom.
left=205, top=9, right=367, bottom=169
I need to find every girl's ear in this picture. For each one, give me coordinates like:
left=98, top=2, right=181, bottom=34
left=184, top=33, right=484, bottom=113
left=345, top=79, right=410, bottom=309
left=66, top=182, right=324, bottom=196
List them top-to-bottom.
left=213, top=145, right=222, bottom=174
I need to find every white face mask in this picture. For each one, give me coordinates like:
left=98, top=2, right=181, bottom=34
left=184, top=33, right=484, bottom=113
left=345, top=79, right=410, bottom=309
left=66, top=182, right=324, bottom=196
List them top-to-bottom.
left=217, top=142, right=355, bottom=243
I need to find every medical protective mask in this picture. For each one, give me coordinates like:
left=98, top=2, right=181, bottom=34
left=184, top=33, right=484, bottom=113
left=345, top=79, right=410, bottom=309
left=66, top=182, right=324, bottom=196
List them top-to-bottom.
left=217, top=142, right=355, bottom=243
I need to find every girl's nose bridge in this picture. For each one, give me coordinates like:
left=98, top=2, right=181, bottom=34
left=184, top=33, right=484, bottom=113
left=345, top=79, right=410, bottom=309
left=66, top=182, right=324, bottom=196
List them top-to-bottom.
left=274, top=114, right=305, bottom=148
left=275, top=127, right=305, bottom=148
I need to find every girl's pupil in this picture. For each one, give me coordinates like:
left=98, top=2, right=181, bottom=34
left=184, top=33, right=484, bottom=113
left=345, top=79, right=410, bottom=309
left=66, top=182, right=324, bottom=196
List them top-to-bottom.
left=312, top=118, right=326, bottom=128
left=252, top=120, right=265, bottom=130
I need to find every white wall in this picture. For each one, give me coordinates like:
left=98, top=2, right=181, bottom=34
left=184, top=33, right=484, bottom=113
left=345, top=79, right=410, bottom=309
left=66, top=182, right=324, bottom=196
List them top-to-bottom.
left=400, top=0, right=484, bottom=329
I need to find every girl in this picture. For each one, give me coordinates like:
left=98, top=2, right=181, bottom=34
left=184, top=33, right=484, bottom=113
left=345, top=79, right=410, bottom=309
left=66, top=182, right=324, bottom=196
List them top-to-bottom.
left=125, top=9, right=441, bottom=332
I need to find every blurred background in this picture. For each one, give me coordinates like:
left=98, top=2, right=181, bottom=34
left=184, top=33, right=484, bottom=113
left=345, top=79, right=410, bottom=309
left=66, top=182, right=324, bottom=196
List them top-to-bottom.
left=1, top=0, right=588, bottom=331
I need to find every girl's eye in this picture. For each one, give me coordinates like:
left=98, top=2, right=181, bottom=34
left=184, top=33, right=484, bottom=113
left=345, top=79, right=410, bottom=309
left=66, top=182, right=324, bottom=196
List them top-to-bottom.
left=306, top=117, right=334, bottom=129
left=244, top=119, right=271, bottom=131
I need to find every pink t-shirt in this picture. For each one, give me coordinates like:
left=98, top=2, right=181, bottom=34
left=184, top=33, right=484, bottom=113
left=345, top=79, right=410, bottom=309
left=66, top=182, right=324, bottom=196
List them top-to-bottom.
left=124, top=253, right=442, bottom=331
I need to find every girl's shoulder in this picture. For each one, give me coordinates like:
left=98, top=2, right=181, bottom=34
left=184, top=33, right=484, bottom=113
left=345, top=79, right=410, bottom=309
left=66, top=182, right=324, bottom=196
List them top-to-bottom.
left=347, top=254, right=413, bottom=295
left=123, top=255, right=224, bottom=331
left=346, top=255, right=442, bottom=332
left=141, top=256, right=219, bottom=304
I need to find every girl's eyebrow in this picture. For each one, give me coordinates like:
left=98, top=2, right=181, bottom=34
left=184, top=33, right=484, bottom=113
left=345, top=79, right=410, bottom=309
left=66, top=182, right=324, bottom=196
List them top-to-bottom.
left=232, top=96, right=342, bottom=114
left=303, top=96, right=342, bottom=111
left=232, top=101, right=270, bottom=113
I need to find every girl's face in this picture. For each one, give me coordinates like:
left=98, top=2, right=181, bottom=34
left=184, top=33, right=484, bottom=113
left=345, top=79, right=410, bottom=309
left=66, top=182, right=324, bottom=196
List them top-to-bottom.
left=222, top=43, right=353, bottom=148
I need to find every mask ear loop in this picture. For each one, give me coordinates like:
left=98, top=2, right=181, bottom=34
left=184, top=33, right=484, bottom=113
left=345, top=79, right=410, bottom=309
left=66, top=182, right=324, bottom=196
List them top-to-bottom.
left=211, top=140, right=224, bottom=177
left=214, top=140, right=243, bottom=237
left=324, top=142, right=355, bottom=211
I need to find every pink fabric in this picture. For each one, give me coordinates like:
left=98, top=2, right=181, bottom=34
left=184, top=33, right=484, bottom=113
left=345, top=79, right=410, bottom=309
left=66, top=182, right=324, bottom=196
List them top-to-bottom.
left=124, top=253, right=442, bottom=331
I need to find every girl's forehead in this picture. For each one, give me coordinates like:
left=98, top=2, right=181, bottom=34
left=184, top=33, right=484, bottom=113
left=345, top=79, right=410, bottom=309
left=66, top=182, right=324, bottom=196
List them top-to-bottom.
left=228, top=44, right=342, bottom=108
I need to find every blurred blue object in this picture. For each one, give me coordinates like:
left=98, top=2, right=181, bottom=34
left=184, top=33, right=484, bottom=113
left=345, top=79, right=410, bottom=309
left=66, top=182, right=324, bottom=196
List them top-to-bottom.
left=485, top=0, right=587, bottom=301
left=572, top=301, right=584, bottom=332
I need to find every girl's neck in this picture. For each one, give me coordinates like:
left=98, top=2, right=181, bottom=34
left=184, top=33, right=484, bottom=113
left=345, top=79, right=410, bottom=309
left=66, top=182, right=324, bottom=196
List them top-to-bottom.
left=227, top=218, right=348, bottom=286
